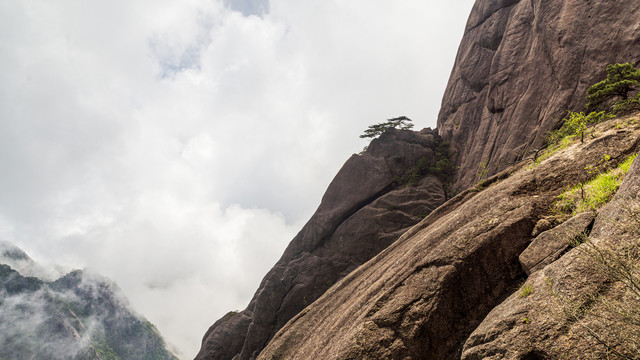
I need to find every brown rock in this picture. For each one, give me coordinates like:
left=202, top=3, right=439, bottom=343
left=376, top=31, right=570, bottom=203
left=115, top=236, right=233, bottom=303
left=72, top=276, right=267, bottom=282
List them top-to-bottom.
left=438, top=0, right=640, bottom=190
left=256, top=118, right=640, bottom=360
left=195, top=129, right=448, bottom=360
left=519, top=211, right=595, bottom=275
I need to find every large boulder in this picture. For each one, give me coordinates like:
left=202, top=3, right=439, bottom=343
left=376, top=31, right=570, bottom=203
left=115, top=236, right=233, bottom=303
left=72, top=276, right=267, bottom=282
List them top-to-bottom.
left=438, top=0, right=640, bottom=190
left=196, top=129, right=449, bottom=360
left=519, top=211, right=595, bottom=275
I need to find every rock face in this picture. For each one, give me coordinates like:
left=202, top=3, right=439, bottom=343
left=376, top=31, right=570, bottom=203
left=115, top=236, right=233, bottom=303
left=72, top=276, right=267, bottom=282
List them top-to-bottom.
left=438, top=0, right=640, bottom=190
left=198, top=1, right=640, bottom=358
left=257, top=116, right=640, bottom=359
left=196, top=129, right=449, bottom=360
left=462, top=139, right=640, bottom=360
left=0, top=244, right=177, bottom=360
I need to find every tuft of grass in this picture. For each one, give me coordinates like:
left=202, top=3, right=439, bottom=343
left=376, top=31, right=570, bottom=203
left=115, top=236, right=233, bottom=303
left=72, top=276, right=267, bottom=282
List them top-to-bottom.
left=532, top=135, right=575, bottom=167
left=554, top=153, right=637, bottom=214
left=519, top=284, right=533, bottom=298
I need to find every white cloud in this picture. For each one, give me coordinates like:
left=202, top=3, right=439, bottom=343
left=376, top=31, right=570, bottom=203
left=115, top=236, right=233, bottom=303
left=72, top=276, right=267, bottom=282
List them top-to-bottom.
left=0, top=0, right=474, bottom=358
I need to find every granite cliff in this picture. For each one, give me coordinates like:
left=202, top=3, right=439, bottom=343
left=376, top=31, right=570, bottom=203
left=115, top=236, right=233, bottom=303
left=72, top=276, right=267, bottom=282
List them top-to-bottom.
left=197, top=0, right=640, bottom=359
left=438, top=0, right=640, bottom=190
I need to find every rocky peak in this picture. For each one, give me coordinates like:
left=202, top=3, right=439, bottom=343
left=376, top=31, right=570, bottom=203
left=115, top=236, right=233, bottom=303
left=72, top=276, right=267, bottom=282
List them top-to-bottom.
left=196, top=128, right=450, bottom=360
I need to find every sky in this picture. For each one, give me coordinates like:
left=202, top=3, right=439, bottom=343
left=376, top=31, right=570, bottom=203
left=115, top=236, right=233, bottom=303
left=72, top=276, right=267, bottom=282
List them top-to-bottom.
left=0, top=0, right=475, bottom=358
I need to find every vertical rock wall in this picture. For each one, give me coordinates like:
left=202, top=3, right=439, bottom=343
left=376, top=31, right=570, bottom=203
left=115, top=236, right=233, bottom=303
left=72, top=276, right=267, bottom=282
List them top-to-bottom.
left=438, top=0, right=640, bottom=190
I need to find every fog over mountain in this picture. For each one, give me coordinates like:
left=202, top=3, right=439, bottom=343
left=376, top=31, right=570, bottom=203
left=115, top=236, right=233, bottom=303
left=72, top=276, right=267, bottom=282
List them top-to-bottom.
left=0, top=1, right=474, bottom=357
left=0, top=242, right=177, bottom=359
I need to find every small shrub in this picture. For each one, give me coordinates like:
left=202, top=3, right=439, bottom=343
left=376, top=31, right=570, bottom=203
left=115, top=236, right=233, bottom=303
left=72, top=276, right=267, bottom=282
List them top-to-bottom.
left=612, top=93, right=640, bottom=115
left=551, top=111, right=613, bottom=144
left=477, top=159, right=489, bottom=181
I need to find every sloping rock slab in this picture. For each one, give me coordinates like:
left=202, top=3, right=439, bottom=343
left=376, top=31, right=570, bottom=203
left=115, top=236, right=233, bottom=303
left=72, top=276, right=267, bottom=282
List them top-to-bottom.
left=257, top=120, right=640, bottom=360
left=462, top=150, right=640, bottom=360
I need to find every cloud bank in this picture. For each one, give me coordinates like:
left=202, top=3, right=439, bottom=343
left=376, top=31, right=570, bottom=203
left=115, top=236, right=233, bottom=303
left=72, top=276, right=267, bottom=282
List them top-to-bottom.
left=0, top=0, right=474, bottom=357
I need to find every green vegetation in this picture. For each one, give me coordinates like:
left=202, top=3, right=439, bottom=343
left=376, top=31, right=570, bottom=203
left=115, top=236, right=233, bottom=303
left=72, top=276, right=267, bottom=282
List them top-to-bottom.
left=533, top=62, right=640, bottom=169
left=587, top=62, right=640, bottom=112
left=612, top=93, right=640, bottom=115
left=551, top=111, right=613, bottom=144
left=532, top=112, right=612, bottom=168
left=360, top=116, right=414, bottom=139
left=393, top=141, right=455, bottom=187
left=554, top=154, right=637, bottom=214
left=477, top=159, right=489, bottom=181
left=519, top=283, right=533, bottom=298
left=93, top=335, right=120, bottom=360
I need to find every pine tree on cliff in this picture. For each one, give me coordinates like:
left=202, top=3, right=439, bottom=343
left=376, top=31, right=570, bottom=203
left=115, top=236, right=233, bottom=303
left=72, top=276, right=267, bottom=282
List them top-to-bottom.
left=586, top=62, right=640, bottom=111
left=360, top=116, right=413, bottom=138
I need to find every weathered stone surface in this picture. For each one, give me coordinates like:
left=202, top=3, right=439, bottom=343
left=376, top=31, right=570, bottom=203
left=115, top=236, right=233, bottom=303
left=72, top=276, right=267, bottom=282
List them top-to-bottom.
left=438, top=0, right=640, bottom=190
left=257, top=118, right=640, bottom=360
left=195, top=129, right=448, bottom=360
left=461, top=139, right=640, bottom=360
left=519, top=211, right=595, bottom=275
left=530, top=218, right=552, bottom=237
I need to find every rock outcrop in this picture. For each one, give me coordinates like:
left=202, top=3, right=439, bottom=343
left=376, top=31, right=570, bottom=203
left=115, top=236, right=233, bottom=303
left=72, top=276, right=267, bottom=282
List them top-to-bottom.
left=438, top=0, right=640, bottom=190
left=257, top=116, right=640, bottom=359
left=196, top=129, right=450, bottom=360
left=518, top=210, right=595, bottom=275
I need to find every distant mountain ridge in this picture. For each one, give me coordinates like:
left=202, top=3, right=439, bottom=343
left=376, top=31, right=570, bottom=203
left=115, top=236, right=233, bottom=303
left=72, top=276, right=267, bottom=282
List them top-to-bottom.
left=0, top=242, right=178, bottom=360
